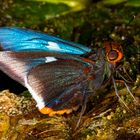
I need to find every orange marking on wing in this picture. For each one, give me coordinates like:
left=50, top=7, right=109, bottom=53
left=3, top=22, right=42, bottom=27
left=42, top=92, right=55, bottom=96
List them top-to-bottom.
left=81, top=58, right=95, bottom=64
left=83, top=67, right=95, bottom=80
left=84, top=67, right=91, bottom=74
left=39, top=107, right=72, bottom=116
left=39, top=107, right=54, bottom=114
left=49, top=109, right=72, bottom=116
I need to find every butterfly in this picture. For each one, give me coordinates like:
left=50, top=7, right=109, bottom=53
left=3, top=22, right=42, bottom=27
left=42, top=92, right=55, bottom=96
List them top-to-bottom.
left=0, top=27, right=134, bottom=117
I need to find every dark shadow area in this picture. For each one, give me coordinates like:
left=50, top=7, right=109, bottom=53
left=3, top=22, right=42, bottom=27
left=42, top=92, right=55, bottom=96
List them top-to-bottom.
left=0, top=70, right=26, bottom=94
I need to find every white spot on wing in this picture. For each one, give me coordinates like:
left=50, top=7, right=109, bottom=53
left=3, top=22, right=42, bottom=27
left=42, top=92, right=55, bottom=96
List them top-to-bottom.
left=48, top=41, right=61, bottom=51
left=45, top=57, right=57, bottom=63
left=24, top=76, right=45, bottom=109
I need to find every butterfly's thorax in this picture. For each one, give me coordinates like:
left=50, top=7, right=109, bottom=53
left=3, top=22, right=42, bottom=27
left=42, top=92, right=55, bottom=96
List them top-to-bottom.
left=86, top=42, right=123, bottom=90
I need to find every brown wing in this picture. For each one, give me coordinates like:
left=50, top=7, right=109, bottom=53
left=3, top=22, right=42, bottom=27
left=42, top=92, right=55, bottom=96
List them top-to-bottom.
left=26, top=59, right=92, bottom=113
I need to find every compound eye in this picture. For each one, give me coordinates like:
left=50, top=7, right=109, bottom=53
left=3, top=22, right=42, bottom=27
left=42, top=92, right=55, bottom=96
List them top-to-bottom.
left=108, top=50, right=118, bottom=61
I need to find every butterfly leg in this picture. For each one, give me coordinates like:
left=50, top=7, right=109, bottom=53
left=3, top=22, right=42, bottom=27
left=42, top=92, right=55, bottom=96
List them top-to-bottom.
left=112, top=77, right=132, bottom=111
left=115, top=79, right=137, bottom=102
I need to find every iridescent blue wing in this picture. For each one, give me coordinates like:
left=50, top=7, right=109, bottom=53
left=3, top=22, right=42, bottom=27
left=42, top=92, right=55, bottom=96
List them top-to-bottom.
left=0, top=27, right=91, bottom=55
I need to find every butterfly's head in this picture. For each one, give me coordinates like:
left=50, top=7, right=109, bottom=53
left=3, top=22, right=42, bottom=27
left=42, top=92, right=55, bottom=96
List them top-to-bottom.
left=103, top=42, right=123, bottom=65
